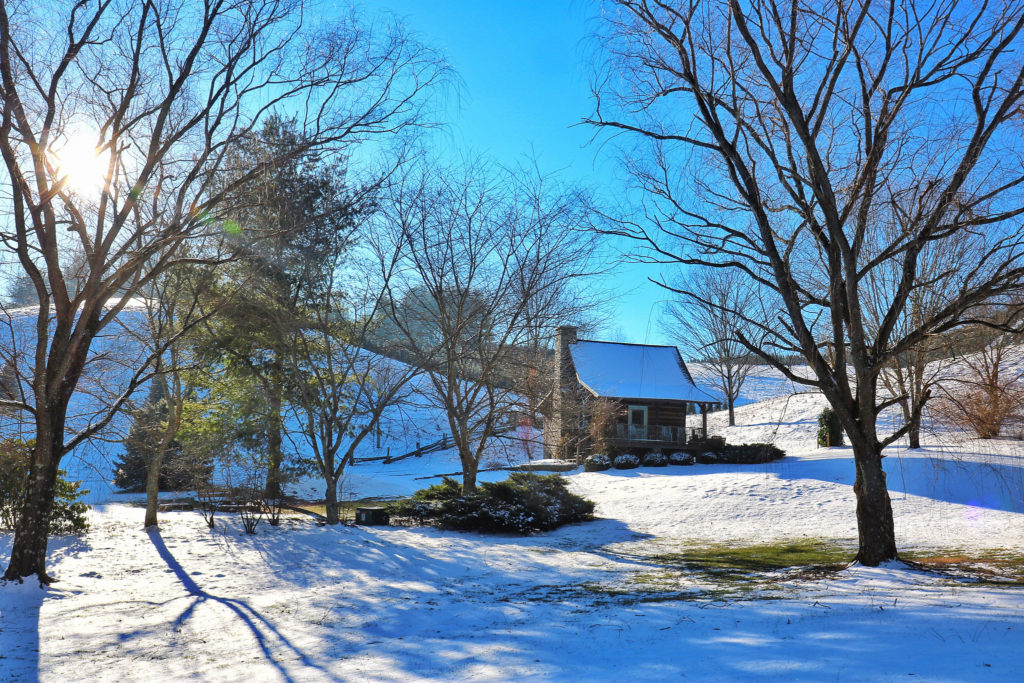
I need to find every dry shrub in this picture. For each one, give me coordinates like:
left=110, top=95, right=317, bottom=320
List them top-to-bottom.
left=932, top=337, right=1024, bottom=439
left=586, top=398, right=620, bottom=455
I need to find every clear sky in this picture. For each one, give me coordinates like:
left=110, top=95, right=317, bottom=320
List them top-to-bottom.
left=364, top=0, right=678, bottom=345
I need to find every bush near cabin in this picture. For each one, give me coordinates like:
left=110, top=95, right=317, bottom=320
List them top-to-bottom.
left=387, top=473, right=595, bottom=534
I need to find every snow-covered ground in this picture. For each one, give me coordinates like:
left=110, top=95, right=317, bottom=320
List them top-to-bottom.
left=4, top=340, right=1024, bottom=681
left=3, top=370, right=1024, bottom=681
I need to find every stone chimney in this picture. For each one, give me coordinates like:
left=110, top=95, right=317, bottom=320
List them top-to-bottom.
left=548, top=325, right=579, bottom=459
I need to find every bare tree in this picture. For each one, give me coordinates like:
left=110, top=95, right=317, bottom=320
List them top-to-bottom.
left=0, top=0, right=442, bottom=582
left=590, top=1, right=1024, bottom=564
left=385, top=162, right=598, bottom=493
left=865, top=224, right=983, bottom=449
left=283, top=234, right=421, bottom=525
left=123, top=258, right=222, bottom=530
left=663, top=267, right=758, bottom=426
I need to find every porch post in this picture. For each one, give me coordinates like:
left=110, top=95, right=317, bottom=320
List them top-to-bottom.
left=701, top=403, right=708, bottom=436
left=682, top=404, right=687, bottom=443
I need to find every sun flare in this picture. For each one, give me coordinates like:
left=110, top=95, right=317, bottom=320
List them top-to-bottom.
left=49, top=133, right=110, bottom=196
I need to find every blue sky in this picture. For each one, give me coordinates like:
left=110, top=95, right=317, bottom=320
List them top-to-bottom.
left=365, top=0, right=677, bottom=345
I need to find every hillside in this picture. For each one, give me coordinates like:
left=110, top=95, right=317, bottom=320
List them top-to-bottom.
left=2, top=343, right=1023, bottom=680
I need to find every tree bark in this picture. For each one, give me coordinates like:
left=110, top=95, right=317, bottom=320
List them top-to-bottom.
left=265, top=380, right=284, bottom=499
left=727, top=399, right=736, bottom=427
left=907, top=412, right=922, bottom=450
left=3, top=432, right=60, bottom=583
left=851, top=441, right=898, bottom=565
left=143, top=450, right=165, bottom=529
left=460, top=450, right=478, bottom=495
left=324, top=475, right=339, bottom=525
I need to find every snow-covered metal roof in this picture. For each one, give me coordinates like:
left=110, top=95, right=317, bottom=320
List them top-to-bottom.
left=570, top=340, right=716, bottom=402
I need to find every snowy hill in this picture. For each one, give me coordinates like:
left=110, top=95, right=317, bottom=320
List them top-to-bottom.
left=0, top=302, right=536, bottom=504
left=2, top=339, right=1024, bottom=680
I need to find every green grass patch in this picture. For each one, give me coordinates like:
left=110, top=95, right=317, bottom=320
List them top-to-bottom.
left=590, top=539, right=855, bottom=603
left=647, top=539, right=852, bottom=575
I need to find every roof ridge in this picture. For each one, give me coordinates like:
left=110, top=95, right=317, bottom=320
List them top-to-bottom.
left=574, top=338, right=679, bottom=351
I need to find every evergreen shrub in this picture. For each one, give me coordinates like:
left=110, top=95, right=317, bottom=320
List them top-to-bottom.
left=817, top=408, right=844, bottom=447
left=686, top=435, right=727, bottom=453
left=0, top=439, right=90, bottom=534
left=699, top=443, right=786, bottom=464
left=641, top=451, right=667, bottom=467
left=667, top=451, right=695, bottom=466
left=612, top=453, right=640, bottom=469
left=584, top=454, right=612, bottom=472
left=387, top=474, right=595, bottom=534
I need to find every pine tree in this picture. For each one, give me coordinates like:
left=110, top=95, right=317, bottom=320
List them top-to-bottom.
left=114, top=382, right=211, bottom=493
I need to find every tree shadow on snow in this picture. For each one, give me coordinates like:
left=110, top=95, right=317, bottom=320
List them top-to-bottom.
left=772, top=448, right=1024, bottom=512
left=883, top=450, right=1024, bottom=513
left=201, top=516, right=660, bottom=679
left=226, top=519, right=1024, bottom=681
left=147, top=529, right=325, bottom=683
left=0, top=532, right=94, bottom=683
left=0, top=574, right=44, bottom=682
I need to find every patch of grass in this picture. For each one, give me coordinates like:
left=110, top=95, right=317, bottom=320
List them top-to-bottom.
left=593, top=539, right=854, bottom=603
left=647, top=539, right=852, bottom=577
left=902, top=548, right=1024, bottom=586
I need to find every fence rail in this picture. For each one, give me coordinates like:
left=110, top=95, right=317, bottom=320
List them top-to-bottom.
left=353, top=434, right=453, bottom=465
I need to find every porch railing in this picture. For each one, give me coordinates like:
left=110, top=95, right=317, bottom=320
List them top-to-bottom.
left=615, top=423, right=704, bottom=444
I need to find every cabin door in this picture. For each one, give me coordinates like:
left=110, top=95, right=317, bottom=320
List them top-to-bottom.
left=628, top=405, right=648, bottom=441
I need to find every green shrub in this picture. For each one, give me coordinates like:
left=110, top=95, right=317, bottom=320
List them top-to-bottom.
left=817, top=408, right=844, bottom=447
left=686, top=435, right=726, bottom=453
left=0, top=439, right=90, bottom=535
left=692, top=443, right=785, bottom=464
left=716, top=443, right=785, bottom=464
left=695, top=450, right=720, bottom=464
left=641, top=451, right=667, bottom=467
left=667, top=451, right=695, bottom=466
left=612, top=453, right=640, bottom=469
left=584, top=454, right=612, bottom=472
left=387, top=473, right=595, bottom=534
left=48, top=476, right=91, bottom=535
left=411, top=476, right=463, bottom=501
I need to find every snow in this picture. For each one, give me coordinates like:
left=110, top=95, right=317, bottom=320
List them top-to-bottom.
left=571, top=340, right=716, bottom=402
left=2, top=356, right=1024, bottom=680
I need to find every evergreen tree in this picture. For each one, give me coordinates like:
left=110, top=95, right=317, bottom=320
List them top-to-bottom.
left=198, top=116, right=363, bottom=498
left=114, top=381, right=212, bottom=493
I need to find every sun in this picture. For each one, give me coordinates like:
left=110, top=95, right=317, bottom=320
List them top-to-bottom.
left=49, top=132, right=110, bottom=197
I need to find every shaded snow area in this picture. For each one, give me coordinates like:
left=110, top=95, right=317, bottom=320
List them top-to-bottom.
left=2, top=357, right=1023, bottom=680
left=2, top=442, right=1022, bottom=681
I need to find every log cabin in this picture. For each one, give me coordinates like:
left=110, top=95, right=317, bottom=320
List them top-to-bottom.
left=546, top=325, right=719, bottom=459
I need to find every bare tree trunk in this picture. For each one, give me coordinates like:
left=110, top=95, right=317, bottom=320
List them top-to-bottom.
left=266, top=380, right=284, bottom=499
left=727, top=399, right=736, bottom=427
left=907, top=411, right=922, bottom=450
left=3, top=428, right=60, bottom=583
left=853, top=444, right=898, bottom=565
left=143, top=451, right=164, bottom=529
left=460, top=458, right=478, bottom=495
left=324, top=474, right=340, bottom=525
